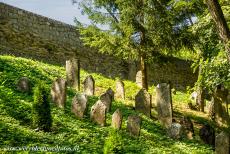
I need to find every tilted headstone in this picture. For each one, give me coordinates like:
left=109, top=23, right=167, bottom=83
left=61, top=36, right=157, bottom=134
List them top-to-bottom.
left=66, top=59, right=80, bottom=91
left=83, top=75, right=95, bottom=96
left=17, top=77, right=31, bottom=93
left=51, top=78, right=67, bottom=108
left=115, top=80, right=125, bottom=99
left=156, top=83, right=172, bottom=128
left=106, top=87, right=114, bottom=101
left=135, top=88, right=151, bottom=117
left=100, top=92, right=112, bottom=112
left=72, top=94, right=88, bottom=119
left=90, top=100, right=106, bottom=126
left=111, top=109, right=122, bottom=129
left=127, top=115, right=141, bottom=136
left=167, top=123, right=183, bottom=139
left=215, top=131, right=229, bottom=154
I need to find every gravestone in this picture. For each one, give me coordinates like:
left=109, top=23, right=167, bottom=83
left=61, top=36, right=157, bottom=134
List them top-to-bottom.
left=66, top=59, right=80, bottom=90
left=83, top=75, right=95, bottom=96
left=17, top=77, right=31, bottom=93
left=51, top=78, right=67, bottom=108
left=116, top=80, right=125, bottom=99
left=156, top=83, right=172, bottom=128
left=106, top=87, right=114, bottom=101
left=135, top=88, right=151, bottom=117
left=100, top=92, right=112, bottom=112
left=72, top=94, right=88, bottom=119
left=90, top=100, right=106, bottom=126
left=111, top=109, right=122, bottom=129
left=127, top=115, right=141, bottom=136
left=180, top=116, right=194, bottom=139
left=167, top=123, right=183, bottom=139
left=199, top=124, right=215, bottom=147
left=215, top=131, right=229, bottom=154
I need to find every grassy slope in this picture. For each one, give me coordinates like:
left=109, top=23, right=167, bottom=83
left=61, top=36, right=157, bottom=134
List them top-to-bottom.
left=0, top=55, right=213, bottom=153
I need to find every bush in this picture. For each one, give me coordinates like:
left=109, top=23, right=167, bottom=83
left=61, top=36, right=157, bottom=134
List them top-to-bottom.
left=32, top=83, right=52, bottom=132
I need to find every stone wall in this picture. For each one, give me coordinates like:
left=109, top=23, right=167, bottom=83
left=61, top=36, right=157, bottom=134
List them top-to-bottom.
left=0, top=2, right=197, bottom=90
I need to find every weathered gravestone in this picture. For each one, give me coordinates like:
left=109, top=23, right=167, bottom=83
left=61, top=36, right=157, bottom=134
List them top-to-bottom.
left=66, top=59, right=80, bottom=90
left=83, top=75, right=95, bottom=96
left=17, top=77, right=31, bottom=93
left=51, top=78, right=67, bottom=108
left=116, top=80, right=125, bottom=99
left=156, top=83, right=172, bottom=128
left=106, top=87, right=114, bottom=102
left=135, top=88, right=151, bottom=117
left=100, top=92, right=112, bottom=112
left=72, top=94, right=88, bottom=119
left=90, top=100, right=106, bottom=126
left=111, top=109, right=122, bottom=129
left=127, top=115, right=141, bottom=136
left=180, top=116, right=194, bottom=139
left=167, top=123, right=183, bottom=139
left=199, top=124, right=215, bottom=147
left=215, top=131, right=229, bottom=154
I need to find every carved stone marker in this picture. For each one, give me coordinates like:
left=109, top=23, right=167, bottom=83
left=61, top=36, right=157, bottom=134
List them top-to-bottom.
left=66, top=59, right=80, bottom=90
left=83, top=75, right=95, bottom=96
left=17, top=77, right=31, bottom=93
left=51, top=78, right=67, bottom=108
left=116, top=80, right=125, bottom=99
left=156, top=83, right=172, bottom=128
left=106, top=87, right=114, bottom=101
left=135, top=88, right=151, bottom=117
left=100, top=92, right=112, bottom=112
left=72, top=94, right=88, bottom=119
left=90, top=100, right=106, bottom=126
left=111, top=109, right=122, bottom=129
left=127, top=115, right=141, bottom=136
left=180, top=116, right=194, bottom=139
left=167, top=123, right=183, bottom=139
left=199, top=124, right=215, bottom=147
left=215, top=131, right=229, bottom=154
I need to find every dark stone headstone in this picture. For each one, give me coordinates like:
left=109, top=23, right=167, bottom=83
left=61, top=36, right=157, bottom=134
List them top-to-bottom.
left=66, top=59, right=80, bottom=90
left=83, top=75, right=95, bottom=96
left=17, top=77, right=31, bottom=93
left=51, top=78, right=67, bottom=108
left=116, top=80, right=125, bottom=99
left=106, top=87, right=115, bottom=101
left=135, top=88, right=151, bottom=117
left=100, top=92, right=112, bottom=112
left=72, top=94, right=88, bottom=119
left=90, top=100, right=106, bottom=126
left=111, top=109, right=122, bottom=129
left=127, top=115, right=141, bottom=136
left=180, top=116, right=194, bottom=139
left=199, top=124, right=215, bottom=147
left=215, top=131, right=229, bottom=154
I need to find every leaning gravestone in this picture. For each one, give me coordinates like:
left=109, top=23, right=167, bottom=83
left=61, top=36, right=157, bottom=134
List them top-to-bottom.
left=66, top=59, right=80, bottom=91
left=83, top=75, right=95, bottom=96
left=17, top=77, right=31, bottom=93
left=51, top=78, right=67, bottom=108
left=116, top=80, right=125, bottom=99
left=156, top=83, right=172, bottom=128
left=106, top=87, right=114, bottom=101
left=135, top=88, right=151, bottom=117
left=100, top=92, right=112, bottom=112
left=72, top=94, right=88, bottom=119
left=90, top=100, right=107, bottom=126
left=111, top=109, right=122, bottom=129
left=127, top=115, right=141, bottom=136
left=167, top=122, right=183, bottom=139
left=215, top=131, right=229, bottom=154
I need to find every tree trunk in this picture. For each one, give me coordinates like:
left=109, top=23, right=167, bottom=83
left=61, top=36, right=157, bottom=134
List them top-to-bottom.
left=205, top=0, right=230, bottom=62
left=140, top=54, right=148, bottom=90
left=196, top=65, right=205, bottom=112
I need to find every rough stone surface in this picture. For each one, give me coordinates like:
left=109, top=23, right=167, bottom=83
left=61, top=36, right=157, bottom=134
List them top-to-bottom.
left=66, top=59, right=80, bottom=90
left=83, top=75, right=95, bottom=96
left=17, top=77, right=31, bottom=93
left=51, top=78, right=67, bottom=108
left=116, top=80, right=125, bottom=99
left=156, top=83, right=172, bottom=128
left=106, top=87, right=114, bottom=101
left=135, top=88, right=151, bottom=117
left=100, top=92, right=112, bottom=112
left=72, top=94, right=88, bottom=119
left=90, top=100, right=106, bottom=126
left=111, top=109, right=122, bottom=129
left=127, top=115, right=141, bottom=136
left=180, top=116, right=194, bottom=139
left=167, top=123, right=183, bottom=139
left=199, top=124, right=215, bottom=147
left=215, top=131, right=229, bottom=154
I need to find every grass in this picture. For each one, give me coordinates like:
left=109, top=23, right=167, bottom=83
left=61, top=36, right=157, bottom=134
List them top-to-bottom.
left=0, top=55, right=214, bottom=153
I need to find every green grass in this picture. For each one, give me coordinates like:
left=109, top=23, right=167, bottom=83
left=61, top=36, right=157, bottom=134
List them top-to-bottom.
left=0, top=55, right=213, bottom=153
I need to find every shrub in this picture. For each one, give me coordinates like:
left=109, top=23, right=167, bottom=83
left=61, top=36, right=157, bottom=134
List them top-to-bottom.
left=32, top=83, right=52, bottom=132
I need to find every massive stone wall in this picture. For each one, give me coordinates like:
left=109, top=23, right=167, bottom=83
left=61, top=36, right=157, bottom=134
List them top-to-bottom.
left=0, top=2, right=197, bottom=90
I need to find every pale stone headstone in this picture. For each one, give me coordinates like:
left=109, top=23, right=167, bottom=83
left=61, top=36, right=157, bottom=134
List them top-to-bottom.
left=66, top=59, right=80, bottom=90
left=83, top=75, right=95, bottom=96
left=17, top=77, right=31, bottom=93
left=51, top=78, right=67, bottom=108
left=116, top=80, right=125, bottom=99
left=156, top=83, right=172, bottom=129
left=106, top=87, right=114, bottom=101
left=135, top=88, right=151, bottom=117
left=100, top=92, right=112, bottom=112
left=72, top=94, right=88, bottom=119
left=90, top=100, right=106, bottom=126
left=111, top=109, right=122, bottom=129
left=127, top=115, right=141, bottom=136
left=167, top=123, right=183, bottom=139
left=215, top=131, right=229, bottom=154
